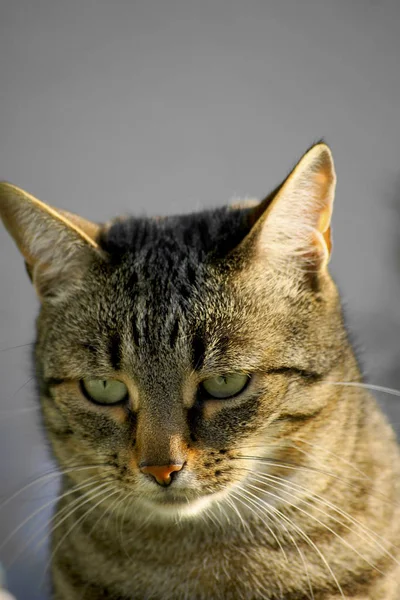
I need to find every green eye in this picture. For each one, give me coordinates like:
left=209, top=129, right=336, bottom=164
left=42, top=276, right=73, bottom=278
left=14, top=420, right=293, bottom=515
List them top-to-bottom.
left=201, top=374, right=249, bottom=399
left=81, top=379, right=128, bottom=405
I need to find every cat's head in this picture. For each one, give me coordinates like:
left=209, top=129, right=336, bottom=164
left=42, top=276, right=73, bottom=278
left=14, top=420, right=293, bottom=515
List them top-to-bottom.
left=0, top=143, right=350, bottom=520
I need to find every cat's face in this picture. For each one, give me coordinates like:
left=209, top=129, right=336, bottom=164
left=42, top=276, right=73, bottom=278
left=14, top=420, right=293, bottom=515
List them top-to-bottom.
left=1, top=143, right=345, bottom=519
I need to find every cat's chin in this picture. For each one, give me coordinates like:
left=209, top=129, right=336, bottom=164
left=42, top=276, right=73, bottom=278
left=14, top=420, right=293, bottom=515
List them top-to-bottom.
left=138, top=492, right=217, bottom=520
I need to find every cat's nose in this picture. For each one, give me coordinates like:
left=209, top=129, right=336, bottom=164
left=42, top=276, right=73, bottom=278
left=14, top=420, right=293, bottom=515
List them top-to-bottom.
left=140, top=463, right=184, bottom=486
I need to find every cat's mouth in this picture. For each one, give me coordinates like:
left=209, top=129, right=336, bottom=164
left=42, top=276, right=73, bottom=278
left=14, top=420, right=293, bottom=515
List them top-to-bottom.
left=142, top=487, right=216, bottom=516
left=149, top=488, right=198, bottom=505
left=154, top=495, right=190, bottom=506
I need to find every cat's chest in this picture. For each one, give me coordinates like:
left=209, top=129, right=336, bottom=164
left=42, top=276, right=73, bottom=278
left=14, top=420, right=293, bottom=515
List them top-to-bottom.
left=64, top=518, right=296, bottom=600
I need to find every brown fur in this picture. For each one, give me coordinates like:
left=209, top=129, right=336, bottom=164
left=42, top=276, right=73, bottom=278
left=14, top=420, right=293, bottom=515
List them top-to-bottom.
left=1, top=143, right=399, bottom=599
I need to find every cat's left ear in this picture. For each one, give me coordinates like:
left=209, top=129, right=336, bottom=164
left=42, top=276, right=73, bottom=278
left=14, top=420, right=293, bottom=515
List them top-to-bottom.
left=244, top=143, right=336, bottom=274
left=0, top=182, right=103, bottom=300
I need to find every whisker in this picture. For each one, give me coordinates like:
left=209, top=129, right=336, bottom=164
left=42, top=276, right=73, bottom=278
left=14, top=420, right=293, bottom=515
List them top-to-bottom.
left=0, top=342, right=34, bottom=352
left=8, top=376, right=35, bottom=400
left=323, top=381, right=400, bottom=399
left=252, top=437, right=371, bottom=483
left=288, top=437, right=372, bottom=482
left=240, top=439, right=372, bottom=484
left=233, top=443, right=370, bottom=482
left=237, top=454, right=364, bottom=484
left=235, top=455, right=399, bottom=509
left=0, top=463, right=113, bottom=512
left=249, top=468, right=399, bottom=560
left=2, top=474, right=114, bottom=558
left=6, top=475, right=115, bottom=569
left=246, top=478, right=386, bottom=576
left=37, top=481, right=116, bottom=554
left=235, top=483, right=346, bottom=599
left=42, top=485, right=120, bottom=580
left=231, top=486, right=314, bottom=599
left=230, top=488, right=288, bottom=562
left=88, top=489, right=124, bottom=541
left=118, top=489, right=132, bottom=546
left=105, top=490, right=127, bottom=534
left=115, top=491, right=136, bottom=560
left=221, top=491, right=251, bottom=534
left=217, top=495, right=245, bottom=537
left=216, top=497, right=231, bottom=527
left=203, top=502, right=224, bottom=530
left=211, top=505, right=225, bottom=531
left=197, top=508, right=213, bottom=533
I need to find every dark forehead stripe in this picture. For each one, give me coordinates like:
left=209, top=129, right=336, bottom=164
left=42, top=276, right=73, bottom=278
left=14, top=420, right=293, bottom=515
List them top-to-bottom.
left=98, top=205, right=259, bottom=361
left=168, top=316, right=180, bottom=350
left=131, top=318, right=141, bottom=348
left=108, top=331, right=122, bottom=371
left=192, top=332, right=206, bottom=370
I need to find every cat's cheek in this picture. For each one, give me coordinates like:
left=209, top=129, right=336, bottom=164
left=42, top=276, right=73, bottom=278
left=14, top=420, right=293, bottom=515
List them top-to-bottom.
left=277, top=379, right=331, bottom=421
left=43, top=382, right=135, bottom=459
left=191, top=399, right=262, bottom=452
left=201, top=399, right=233, bottom=420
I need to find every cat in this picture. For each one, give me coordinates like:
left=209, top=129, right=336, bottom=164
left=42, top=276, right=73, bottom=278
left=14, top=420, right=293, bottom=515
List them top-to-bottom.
left=1, top=142, right=399, bottom=600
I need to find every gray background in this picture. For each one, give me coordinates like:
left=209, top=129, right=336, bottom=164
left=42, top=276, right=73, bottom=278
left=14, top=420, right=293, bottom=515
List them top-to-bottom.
left=1, top=1, right=399, bottom=599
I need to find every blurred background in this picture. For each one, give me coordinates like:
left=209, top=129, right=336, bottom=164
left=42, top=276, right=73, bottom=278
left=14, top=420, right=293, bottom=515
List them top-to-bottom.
left=0, top=1, right=399, bottom=598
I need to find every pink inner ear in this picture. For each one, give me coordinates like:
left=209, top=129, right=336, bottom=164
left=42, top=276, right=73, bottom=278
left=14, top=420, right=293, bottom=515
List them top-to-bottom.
left=255, top=146, right=336, bottom=269
left=301, top=165, right=334, bottom=260
left=316, top=201, right=333, bottom=255
left=317, top=202, right=332, bottom=232
left=323, top=226, right=332, bottom=255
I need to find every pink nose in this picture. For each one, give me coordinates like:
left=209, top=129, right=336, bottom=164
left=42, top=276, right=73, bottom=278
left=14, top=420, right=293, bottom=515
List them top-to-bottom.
left=140, top=463, right=184, bottom=486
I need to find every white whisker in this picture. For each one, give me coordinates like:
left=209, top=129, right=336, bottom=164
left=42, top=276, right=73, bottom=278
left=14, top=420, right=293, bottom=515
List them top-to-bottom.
left=323, top=381, right=400, bottom=399
left=236, top=455, right=399, bottom=509
left=0, top=464, right=112, bottom=512
left=250, top=469, right=399, bottom=562
left=1, top=474, right=113, bottom=556
left=247, top=478, right=386, bottom=575
left=236, top=483, right=346, bottom=599
left=43, top=485, right=120, bottom=580
left=232, top=485, right=314, bottom=600
left=230, top=488, right=288, bottom=562
left=223, top=492, right=251, bottom=534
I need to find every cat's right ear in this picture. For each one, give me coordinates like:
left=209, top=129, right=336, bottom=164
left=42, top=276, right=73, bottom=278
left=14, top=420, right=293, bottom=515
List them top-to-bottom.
left=234, top=143, right=336, bottom=278
left=0, top=182, right=104, bottom=301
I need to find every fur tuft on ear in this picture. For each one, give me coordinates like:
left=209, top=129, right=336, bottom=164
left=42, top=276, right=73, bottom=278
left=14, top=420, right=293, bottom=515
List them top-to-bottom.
left=241, top=143, right=336, bottom=275
left=0, top=182, right=103, bottom=300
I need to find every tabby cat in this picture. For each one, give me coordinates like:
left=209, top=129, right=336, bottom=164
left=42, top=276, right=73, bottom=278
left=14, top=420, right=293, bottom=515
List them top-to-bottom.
left=1, top=143, right=399, bottom=599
